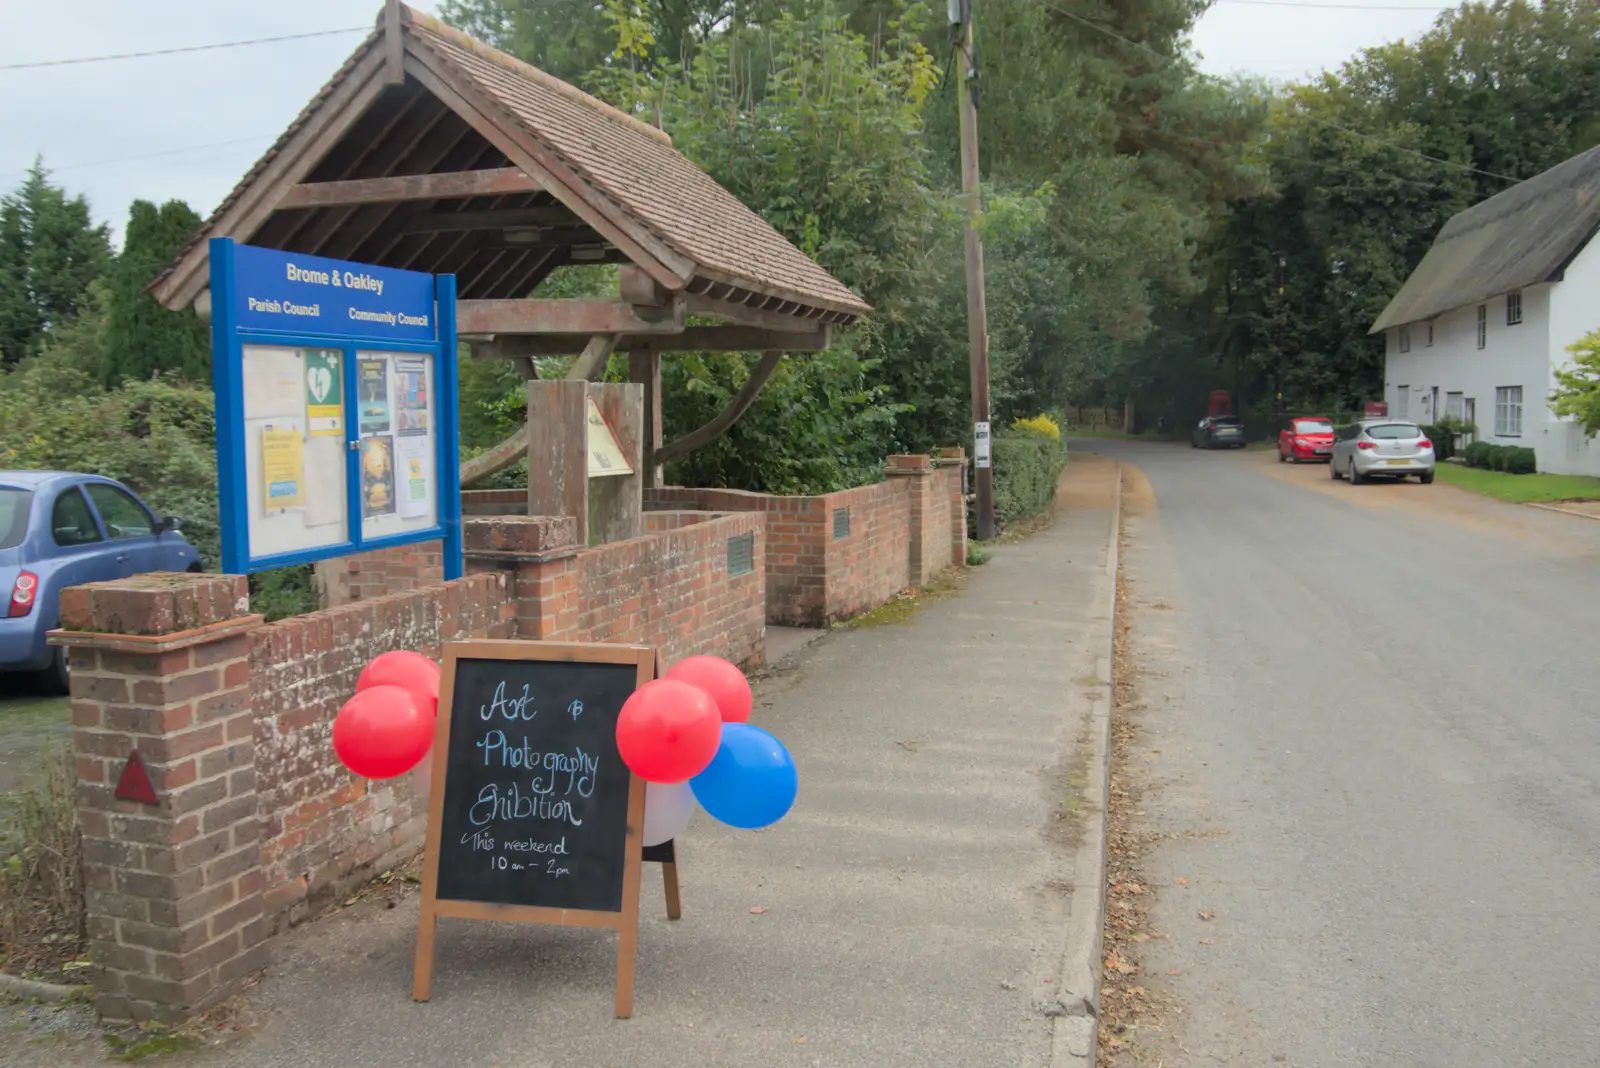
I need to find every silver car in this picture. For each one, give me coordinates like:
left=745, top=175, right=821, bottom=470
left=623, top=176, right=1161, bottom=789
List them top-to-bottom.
left=1331, top=420, right=1435, bottom=484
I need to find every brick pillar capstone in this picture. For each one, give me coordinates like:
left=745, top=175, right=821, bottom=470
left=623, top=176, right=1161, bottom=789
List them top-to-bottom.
left=885, top=454, right=936, bottom=586
left=464, top=515, right=582, bottom=640
left=52, top=572, right=266, bottom=1025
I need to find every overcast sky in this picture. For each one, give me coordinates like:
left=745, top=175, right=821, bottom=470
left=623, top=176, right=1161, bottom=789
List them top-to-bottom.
left=0, top=0, right=1450, bottom=244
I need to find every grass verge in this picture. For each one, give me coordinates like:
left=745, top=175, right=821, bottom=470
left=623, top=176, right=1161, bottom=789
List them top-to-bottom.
left=1433, top=463, right=1600, bottom=503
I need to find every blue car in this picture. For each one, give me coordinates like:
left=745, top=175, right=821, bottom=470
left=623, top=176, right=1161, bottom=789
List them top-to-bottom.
left=1, top=471, right=202, bottom=693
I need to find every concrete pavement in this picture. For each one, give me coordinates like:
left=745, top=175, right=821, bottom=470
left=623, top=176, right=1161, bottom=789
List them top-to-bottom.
left=1082, top=440, right=1600, bottom=1067
left=1, top=458, right=1122, bottom=1068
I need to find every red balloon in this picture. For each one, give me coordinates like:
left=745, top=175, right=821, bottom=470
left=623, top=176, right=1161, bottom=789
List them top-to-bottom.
left=358, top=651, right=440, bottom=719
left=666, top=655, right=752, bottom=724
left=615, top=679, right=722, bottom=783
left=333, top=685, right=433, bottom=780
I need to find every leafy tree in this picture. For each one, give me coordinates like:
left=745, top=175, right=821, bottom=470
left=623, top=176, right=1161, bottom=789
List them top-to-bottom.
left=0, top=161, right=111, bottom=368
left=103, top=199, right=210, bottom=386
left=1550, top=329, right=1600, bottom=436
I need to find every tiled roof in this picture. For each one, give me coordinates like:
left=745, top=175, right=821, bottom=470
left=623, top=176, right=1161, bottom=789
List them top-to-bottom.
left=152, top=5, right=868, bottom=319
left=403, top=12, right=867, bottom=315
left=1371, top=144, right=1600, bottom=332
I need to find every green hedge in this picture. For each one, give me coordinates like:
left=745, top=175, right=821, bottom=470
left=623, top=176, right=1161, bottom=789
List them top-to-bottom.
left=991, top=431, right=1068, bottom=527
left=1462, top=441, right=1536, bottom=474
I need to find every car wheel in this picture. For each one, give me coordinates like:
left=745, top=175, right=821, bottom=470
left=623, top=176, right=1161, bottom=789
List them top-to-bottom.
left=1278, top=448, right=1286, bottom=463
left=1331, top=456, right=1342, bottom=479
left=1349, top=459, right=1365, bottom=485
left=1420, top=470, right=1435, bottom=484
left=45, top=646, right=69, bottom=696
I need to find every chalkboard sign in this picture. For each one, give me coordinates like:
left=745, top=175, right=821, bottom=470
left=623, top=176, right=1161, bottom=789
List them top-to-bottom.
left=412, top=640, right=655, bottom=1017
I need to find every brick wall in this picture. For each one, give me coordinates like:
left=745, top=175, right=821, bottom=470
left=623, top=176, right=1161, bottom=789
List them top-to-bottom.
left=644, top=454, right=967, bottom=626
left=819, top=479, right=910, bottom=621
left=575, top=513, right=765, bottom=668
left=316, top=541, right=444, bottom=608
left=249, top=573, right=512, bottom=927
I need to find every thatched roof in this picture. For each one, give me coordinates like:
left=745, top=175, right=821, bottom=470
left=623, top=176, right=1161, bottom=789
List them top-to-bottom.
left=1370, top=144, right=1600, bottom=333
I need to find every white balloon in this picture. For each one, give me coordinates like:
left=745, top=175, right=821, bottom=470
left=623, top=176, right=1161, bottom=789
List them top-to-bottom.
left=643, top=780, right=696, bottom=847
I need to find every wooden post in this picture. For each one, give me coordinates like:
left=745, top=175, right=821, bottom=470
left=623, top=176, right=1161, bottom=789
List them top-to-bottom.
left=956, top=1, right=995, bottom=541
left=628, top=351, right=662, bottom=487
left=527, top=380, right=590, bottom=542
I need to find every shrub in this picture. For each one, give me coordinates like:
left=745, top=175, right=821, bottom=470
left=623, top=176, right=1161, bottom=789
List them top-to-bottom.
left=1010, top=413, right=1062, bottom=441
left=1421, top=424, right=1456, bottom=462
left=990, top=425, right=1068, bottom=528
left=1463, top=441, right=1491, bottom=468
left=1484, top=444, right=1509, bottom=471
left=1505, top=446, right=1537, bottom=474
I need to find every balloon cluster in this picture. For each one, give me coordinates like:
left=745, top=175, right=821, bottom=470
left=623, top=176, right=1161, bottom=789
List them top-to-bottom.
left=330, top=650, right=797, bottom=847
left=333, top=651, right=441, bottom=780
left=619, top=656, right=798, bottom=844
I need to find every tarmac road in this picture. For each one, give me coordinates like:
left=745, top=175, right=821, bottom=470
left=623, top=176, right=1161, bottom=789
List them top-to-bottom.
left=1081, top=440, right=1600, bottom=1067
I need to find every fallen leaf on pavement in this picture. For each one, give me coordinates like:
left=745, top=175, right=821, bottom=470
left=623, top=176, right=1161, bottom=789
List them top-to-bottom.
left=1174, top=877, right=1190, bottom=886
left=749, top=907, right=768, bottom=915
left=1198, top=909, right=1215, bottom=921
left=1131, top=932, right=1153, bottom=942
left=1198, top=939, right=1213, bottom=946
left=1105, top=951, right=1138, bottom=975
left=1166, top=969, right=1184, bottom=976
left=793, top=1037, right=808, bottom=1045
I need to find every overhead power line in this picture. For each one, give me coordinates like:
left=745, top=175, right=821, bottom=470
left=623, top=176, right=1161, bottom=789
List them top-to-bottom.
left=0, top=27, right=367, bottom=71
left=0, top=135, right=276, bottom=182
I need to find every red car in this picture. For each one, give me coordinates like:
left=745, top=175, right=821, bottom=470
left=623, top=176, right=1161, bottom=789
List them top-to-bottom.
left=1278, top=416, right=1335, bottom=463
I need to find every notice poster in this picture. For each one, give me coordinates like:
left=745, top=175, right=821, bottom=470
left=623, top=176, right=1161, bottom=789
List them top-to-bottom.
left=304, top=350, right=344, bottom=436
left=358, top=357, right=391, bottom=434
left=394, top=357, right=429, bottom=436
left=261, top=427, right=305, bottom=513
left=361, top=435, right=396, bottom=519
left=396, top=435, right=431, bottom=519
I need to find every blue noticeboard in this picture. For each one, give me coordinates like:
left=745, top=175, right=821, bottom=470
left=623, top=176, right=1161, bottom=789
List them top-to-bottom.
left=209, top=238, right=463, bottom=581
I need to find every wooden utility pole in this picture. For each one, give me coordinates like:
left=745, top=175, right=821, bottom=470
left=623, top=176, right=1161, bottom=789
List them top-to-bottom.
left=955, top=0, right=995, bottom=540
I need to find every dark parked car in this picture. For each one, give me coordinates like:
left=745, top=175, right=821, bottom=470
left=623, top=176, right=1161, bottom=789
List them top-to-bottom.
left=1192, top=415, right=1246, bottom=449
left=1, top=471, right=200, bottom=693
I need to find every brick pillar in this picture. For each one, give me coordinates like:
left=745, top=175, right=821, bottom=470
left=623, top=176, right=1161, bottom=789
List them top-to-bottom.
left=939, top=447, right=969, bottom=565
left=885, top=454, right=936, bottom=586
left=464, top=516, right=582, bottom=640
left=52, top=573, right=266, bottom=1025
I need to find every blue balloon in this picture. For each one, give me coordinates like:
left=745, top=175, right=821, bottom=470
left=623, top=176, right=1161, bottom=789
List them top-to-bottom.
left=690, top=723, right=798, bottom=829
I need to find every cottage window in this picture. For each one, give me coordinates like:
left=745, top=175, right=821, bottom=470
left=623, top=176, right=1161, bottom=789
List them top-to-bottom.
left=1506, top=290, right=1523, bottom=326
left=1477, top=305, right=1487, bottom=349
left=1398, top=327, right=1411, bottom=354
left=1396, top=386, right=1409, bottom=418
left=1495, top=386, right=1522, bottom=437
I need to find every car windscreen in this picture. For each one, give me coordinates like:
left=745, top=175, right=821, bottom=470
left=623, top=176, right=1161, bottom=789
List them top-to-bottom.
left=1213, top=417, right=1242, bottom=426
left=1293, top=420, right=1333, bottom=434
left=1365, top=423, right=1422, bottom=440
left=0, top=488, right=33, bottom=550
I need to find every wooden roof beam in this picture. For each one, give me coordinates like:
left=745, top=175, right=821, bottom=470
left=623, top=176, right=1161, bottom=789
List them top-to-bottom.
left=278, top=167, right=540, bottom=209
left=457, top=296, right=686, bottom=335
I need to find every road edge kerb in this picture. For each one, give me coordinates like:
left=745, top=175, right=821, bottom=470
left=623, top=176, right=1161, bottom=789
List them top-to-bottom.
left=1047, top=463, right=1121, bottom=1066
left=1525, top=501, right=1600, bottom=521
left=0, top=969, right=91, bottom=1003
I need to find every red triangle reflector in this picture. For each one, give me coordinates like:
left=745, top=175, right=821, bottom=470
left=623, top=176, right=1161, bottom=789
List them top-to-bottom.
left=114, top=750, right=159, bottom=805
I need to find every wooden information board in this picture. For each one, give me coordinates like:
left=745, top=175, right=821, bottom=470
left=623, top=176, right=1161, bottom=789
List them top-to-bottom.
left=412, top=640, right=658, bottom=1016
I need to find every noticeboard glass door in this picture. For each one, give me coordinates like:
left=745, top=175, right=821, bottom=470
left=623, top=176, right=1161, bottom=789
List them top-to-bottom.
left=240, top=343, right=351, bottom=562
left=355, top=350, right=439, bottom=542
